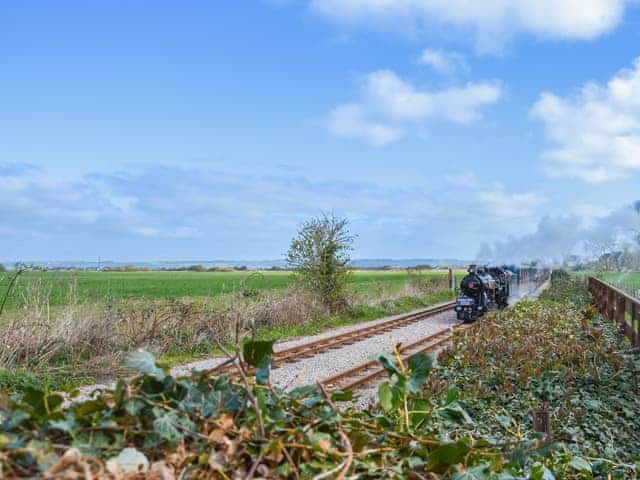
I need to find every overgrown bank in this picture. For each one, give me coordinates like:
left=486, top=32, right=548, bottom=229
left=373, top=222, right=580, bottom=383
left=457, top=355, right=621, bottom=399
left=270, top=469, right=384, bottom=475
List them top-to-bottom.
left=1, top=271, right=639, bottom=478
left=430, top=271, right=640, bottom=474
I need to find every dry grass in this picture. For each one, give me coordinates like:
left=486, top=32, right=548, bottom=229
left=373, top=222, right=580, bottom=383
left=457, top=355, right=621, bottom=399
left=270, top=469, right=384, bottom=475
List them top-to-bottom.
left=0, top=274, right=450, bottom=387
left=356, top=274, right=450, bottom=307
left=0, top=286, right=327, bottom=382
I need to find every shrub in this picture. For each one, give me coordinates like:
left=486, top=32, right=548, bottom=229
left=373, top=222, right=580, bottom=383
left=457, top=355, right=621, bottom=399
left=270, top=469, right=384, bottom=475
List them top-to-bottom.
left=286, top=213, right=355, bottom=312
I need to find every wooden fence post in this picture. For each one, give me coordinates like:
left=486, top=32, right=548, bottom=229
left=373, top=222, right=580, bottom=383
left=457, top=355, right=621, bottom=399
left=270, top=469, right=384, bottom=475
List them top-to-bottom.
left=588, top=276, right=640, bottom=346
left=608, top=288, right=615, bottom=321
left=617, top=293, right=626, bottom=334
left=631, top=303, right=640, bottom=347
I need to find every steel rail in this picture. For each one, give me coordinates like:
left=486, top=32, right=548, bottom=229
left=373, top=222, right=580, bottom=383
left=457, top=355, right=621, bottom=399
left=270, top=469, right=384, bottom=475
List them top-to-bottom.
left=320, top=278, right=547, bottom=393
left=208, top=300, right=455, bottom=374
left=320, top=324, right=470, bottom=392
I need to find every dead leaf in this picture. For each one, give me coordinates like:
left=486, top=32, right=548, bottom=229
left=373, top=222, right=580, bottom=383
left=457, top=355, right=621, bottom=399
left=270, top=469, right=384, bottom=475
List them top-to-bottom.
left=217, top=412, right=234, bottom=430
left=208, top=428, right=227, bottom=444
left=316, top=438, right=332, bottom=452
left=45, top=448, right=82, bottom=478
left=147, top=461, right=175, bottom=480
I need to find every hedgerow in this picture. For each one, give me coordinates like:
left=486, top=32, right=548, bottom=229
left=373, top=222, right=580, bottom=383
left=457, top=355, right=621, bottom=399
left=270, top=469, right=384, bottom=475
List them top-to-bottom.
left=432, top=272, right=640, bottom=477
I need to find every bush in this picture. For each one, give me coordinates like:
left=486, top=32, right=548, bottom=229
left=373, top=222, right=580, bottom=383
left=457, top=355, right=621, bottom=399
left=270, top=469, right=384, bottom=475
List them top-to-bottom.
left=286, top=213, right=355, bottom=312
left=0, top=263, right=6, bottom=272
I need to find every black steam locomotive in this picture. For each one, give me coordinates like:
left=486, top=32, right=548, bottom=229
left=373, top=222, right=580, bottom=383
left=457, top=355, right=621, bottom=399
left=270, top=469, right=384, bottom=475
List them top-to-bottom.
left=454, top=265, right=512, bottom=323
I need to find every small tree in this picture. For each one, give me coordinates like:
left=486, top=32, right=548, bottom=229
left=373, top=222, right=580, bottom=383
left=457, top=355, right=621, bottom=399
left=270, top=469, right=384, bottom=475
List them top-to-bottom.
left=286, top=213, right=355, bottom=312
left=0, top=263, right=6, bottom=272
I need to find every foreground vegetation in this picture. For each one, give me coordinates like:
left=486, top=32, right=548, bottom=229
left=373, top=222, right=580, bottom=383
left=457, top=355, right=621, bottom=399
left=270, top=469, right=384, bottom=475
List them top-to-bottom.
left=0, top=271, right=453, bottom=392
left=1, top=271, right=639, bottom=478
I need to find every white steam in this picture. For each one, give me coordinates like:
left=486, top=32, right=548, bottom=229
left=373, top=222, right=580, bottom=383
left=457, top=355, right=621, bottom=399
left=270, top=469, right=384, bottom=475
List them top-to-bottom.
left=477, top=201, right=640, bottom=265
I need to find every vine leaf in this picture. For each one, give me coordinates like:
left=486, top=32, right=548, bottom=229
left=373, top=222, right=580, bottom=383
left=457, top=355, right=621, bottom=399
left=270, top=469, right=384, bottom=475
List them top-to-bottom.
left=243, top=340, right=275, bottom=368
left=125, top=351, right=166, bottom=380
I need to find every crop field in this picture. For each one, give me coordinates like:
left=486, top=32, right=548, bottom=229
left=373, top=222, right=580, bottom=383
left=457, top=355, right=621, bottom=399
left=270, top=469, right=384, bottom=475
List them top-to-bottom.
left=0, top=268, right=457, bottom=310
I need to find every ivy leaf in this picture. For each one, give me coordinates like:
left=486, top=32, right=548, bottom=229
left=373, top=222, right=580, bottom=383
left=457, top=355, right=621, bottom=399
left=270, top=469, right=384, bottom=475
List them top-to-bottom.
left=243, top=340, right=275, bottom=368
left=125, top=351, right=166, bottom=380
left=374, top=352, right=403, bottom=377
left=407, top=354, right=433, bottom=392
left=255, top=356, right=271, bottom=385
left=378, top=381, right=394, bottom=412
left=290, top=385, right=318, bottom=400
left=446, top=386, right=459, bottom=405
left=331, top=390, right=353, bottom=402
left=440, top=404, right=474, bottom=425
left=152, top=410, right=182, bottom=443
left=48, top=419, right=74, bottom=433
left=428, top=442, right=469, bottom=470
left=568, top=456, right=592, bottom=474
left=530, top=463, right=556, bottom=480
left=451, top=464, right=490, bottom=480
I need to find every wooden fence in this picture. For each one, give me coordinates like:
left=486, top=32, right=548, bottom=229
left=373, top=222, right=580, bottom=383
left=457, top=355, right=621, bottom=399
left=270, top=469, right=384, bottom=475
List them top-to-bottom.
left=589, top=276, right=640, bottom=346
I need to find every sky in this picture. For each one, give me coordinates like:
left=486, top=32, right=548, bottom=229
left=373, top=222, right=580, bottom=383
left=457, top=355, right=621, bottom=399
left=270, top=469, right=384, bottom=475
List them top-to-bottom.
left=1, top=0, right=640, bottom=262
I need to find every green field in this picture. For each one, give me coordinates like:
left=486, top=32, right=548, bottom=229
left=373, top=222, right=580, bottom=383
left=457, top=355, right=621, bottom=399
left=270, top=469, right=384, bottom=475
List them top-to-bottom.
left=0, top=269, right=455, bottom=309
left=595, top=271, right=640, bottom=286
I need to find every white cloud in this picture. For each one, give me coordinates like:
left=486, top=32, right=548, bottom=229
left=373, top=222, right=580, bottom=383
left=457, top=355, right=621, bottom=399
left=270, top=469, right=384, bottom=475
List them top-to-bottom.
left=310, top=0, right=630, bottom=52
left=419, top=48, right=468, bottom=74
left=532, top=57, right=640, bottom=183
left=327, top=70, right=501, bottom=145
left=365, top=70, right=500, bottom=123
left=327, top=103, right=404, bottom=146
left=0, top=163, right=545, bottom=259
left=477, top=189, right=547, bottom=220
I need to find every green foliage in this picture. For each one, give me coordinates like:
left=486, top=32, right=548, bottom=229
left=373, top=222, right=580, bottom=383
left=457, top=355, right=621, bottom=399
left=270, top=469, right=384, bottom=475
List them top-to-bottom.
left=286, top=213, right=355, bottom=311
left=538, top=269, right=591, bottom=308
left=5, top=271, right=637, bottom=477
left=432, top=279, right=640, bottom=475
left=2, top=337, right=630, bottom=478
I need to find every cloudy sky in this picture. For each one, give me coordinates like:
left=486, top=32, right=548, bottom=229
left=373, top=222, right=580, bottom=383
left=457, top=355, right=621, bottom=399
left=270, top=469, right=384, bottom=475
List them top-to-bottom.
left=1, top=1, right=640, bottom=261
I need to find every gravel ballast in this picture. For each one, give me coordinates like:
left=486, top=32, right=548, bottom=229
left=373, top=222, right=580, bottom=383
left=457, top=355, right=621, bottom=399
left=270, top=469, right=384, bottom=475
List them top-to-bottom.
left=73, top=281, right=544, bottom=403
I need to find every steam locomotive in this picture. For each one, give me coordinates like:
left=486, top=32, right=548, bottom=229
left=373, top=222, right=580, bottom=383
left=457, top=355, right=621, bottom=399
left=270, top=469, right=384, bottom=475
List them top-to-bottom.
left=454, top=265, right=512, bottom=323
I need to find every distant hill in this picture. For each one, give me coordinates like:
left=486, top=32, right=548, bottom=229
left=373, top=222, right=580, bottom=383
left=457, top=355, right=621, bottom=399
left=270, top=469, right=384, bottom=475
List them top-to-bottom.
left=1, top=258, right=472, bottom=271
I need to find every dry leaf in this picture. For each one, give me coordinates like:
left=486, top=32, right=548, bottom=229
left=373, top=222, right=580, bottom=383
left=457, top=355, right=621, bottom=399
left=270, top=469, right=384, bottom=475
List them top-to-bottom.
left=217, top=412, right=234, bottom=430
left=208, top=428, right=226, bottom=444
left=316, top=438, right=332, bottom=452
left=45, top=448, right=82, bottom=478
left=147, top=461, right=175, bottom=480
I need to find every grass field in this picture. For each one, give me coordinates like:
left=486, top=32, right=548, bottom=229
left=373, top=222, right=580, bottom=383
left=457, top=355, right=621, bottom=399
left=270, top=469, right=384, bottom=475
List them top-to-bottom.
left=0, top=269, right=457, bottom=310
left=591, top=271, right=640, bottom=294
left=595, top=271, right=640, bottom=287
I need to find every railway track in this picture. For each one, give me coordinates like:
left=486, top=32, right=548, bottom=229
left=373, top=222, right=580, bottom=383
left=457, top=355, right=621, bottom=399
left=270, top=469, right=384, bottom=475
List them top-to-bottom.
left=318, top=280, right=549, bottom=393
left=209, top=300, right=455, bottom=374
left=320, top=324, right=470, bottom=392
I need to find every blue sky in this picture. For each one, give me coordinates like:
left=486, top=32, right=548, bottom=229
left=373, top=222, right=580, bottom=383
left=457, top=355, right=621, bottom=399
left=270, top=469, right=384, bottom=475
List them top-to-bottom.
left=1, top=1, right=640, bottom=261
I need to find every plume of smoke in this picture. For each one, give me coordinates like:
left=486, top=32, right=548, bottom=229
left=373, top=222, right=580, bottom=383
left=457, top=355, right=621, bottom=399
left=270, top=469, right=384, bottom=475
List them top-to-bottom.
left=477, top=201, right=640, bottom=266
